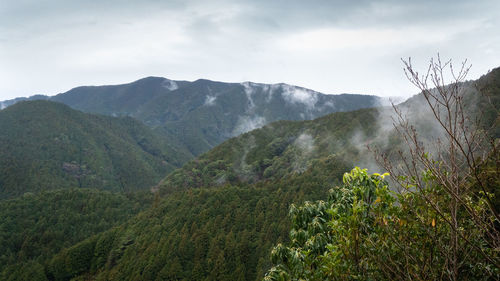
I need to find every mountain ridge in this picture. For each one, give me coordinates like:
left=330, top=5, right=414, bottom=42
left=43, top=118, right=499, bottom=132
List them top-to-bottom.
left=0, top=67, right=497, bottom=280
left=1, top=77, right=386, bottom=159
left=0, top=100, right=191, bottom=199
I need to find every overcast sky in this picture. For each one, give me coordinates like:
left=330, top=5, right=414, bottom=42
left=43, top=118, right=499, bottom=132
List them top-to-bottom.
left=0, top=0, right=499, bottom=100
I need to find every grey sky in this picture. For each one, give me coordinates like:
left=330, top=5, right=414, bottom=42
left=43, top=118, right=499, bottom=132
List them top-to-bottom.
left=1, top=0, right=499, bottom=100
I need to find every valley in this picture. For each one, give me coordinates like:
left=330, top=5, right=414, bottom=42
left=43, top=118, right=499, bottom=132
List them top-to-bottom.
left=0, top=66, right=497, bottom=280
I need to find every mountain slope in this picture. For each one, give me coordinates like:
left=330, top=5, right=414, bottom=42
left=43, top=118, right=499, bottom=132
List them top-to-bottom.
left=5, top=67, right=499, bottom=281
left=2, top=77, right=384, bottom=158
left=51, top=77, right=189, bottom=117
left=140, top=80, right=383, bottom=156
left=0, top=95, right=49, bottom=110
left=0, top=100, right=191, bottom=199
left=38, top=107, right=380, bottom=281
left=158, top=107, right=382, bottom=193
left=0, top=188, right=152, bottom=280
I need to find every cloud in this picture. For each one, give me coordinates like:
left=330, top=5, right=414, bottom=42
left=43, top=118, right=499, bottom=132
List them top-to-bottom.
left=0, top=0, right=499, bottom=100
left=277, top=22, right=483, bottom=53
left=162, top=80, right=179, bottom=91
left=241, top=82, right=257, bottom=110
left=278, top=84, right=318, bottom=109
left=204, top=95, right=217, bottom=106
left=232, top=115, right=267, bottom=136
left=291, top=132, right=315, bottom=173
left=294, top=133, right=314, bottom=154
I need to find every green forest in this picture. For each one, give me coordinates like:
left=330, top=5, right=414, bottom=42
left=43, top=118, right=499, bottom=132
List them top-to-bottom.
left=0, top=63, right=498, bottom=280
left=0, top=101, right=191, bottom=199
left=0, top=189, right=153, bottom=280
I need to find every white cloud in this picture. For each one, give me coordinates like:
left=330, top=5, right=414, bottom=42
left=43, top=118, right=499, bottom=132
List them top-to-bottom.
left=0, top=1, right=498, bottom=100
left=277, top=21, right=484, bottom=53
left=162, top=79, right=178, bottom=91
left=241, top=82, right=256, bottom=110
left=279, top=84, right=318, bottom=109
left=204, top=95, right=217, bottom=106
left=232, top=115, right=266, bottom=136
left=294, top=133, right=314, bottom=154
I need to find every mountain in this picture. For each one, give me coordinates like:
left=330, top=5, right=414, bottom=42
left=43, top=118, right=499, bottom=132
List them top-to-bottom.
left=0, top=67, right=497, bottom=280
left=33, top=67, right=498, bottom=281
left=2, top=77, right=385, bottom=158
left=51, top=77, right=190, bottom=118
left=133, top=79, right=384, bottom=156
left=0, top=95, right=49, bottom=110
left=0, top=100, right=191, bottom=199
left=29, top=106, right=382, bottom=281
left=158, top=107, right=380, bottom=193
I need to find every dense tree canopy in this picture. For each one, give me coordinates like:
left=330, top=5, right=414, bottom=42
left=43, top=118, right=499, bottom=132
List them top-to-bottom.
left=265, top=60, right=500, bottom=281
left=0, top=65, right=497, bottom=281
left=0, top=100, right=189, bottom=198
left=265, top=166, right=499, bottom=280
left=0, top=188, right=152, bottom=280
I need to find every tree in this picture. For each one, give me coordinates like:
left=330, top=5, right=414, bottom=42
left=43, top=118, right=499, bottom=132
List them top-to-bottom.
left=376, top=55, right=499, bottom=280
left=264, top=56, right=499, bottom=280
left=264, top=167, right=392, bottom=281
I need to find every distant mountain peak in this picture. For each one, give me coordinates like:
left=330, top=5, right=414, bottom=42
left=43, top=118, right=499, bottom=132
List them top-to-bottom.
left=130, top=76, right=178, bottom=91
left=134, top=76, right=168, bottom=82
left=1, top=77, right=387, bottom=159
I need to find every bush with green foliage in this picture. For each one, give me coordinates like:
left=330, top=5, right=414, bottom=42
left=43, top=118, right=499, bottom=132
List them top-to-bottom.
left=265, top=166, right=499, bottom=280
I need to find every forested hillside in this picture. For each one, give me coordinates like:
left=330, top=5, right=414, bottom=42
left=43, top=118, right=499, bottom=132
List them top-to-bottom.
left=2, top=0, right=498, bottom=279
left=263, top=63, right=500, bottom=280
left=0, top=67, right=497, bottom=281
left=36, top=67, right=498, bottom=281
left=157, top=67, right=500, bottom=193
left=1, top=77, right=384, bottom=158
left=0, top=96, right=388, bottom=280
left=0, top=100, right=191, bottom=198
left=159, top=107, right=383, bottom=193
left=36, top=157, right=352, bottom=281
left=0, top=189, right=152, bottom=280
